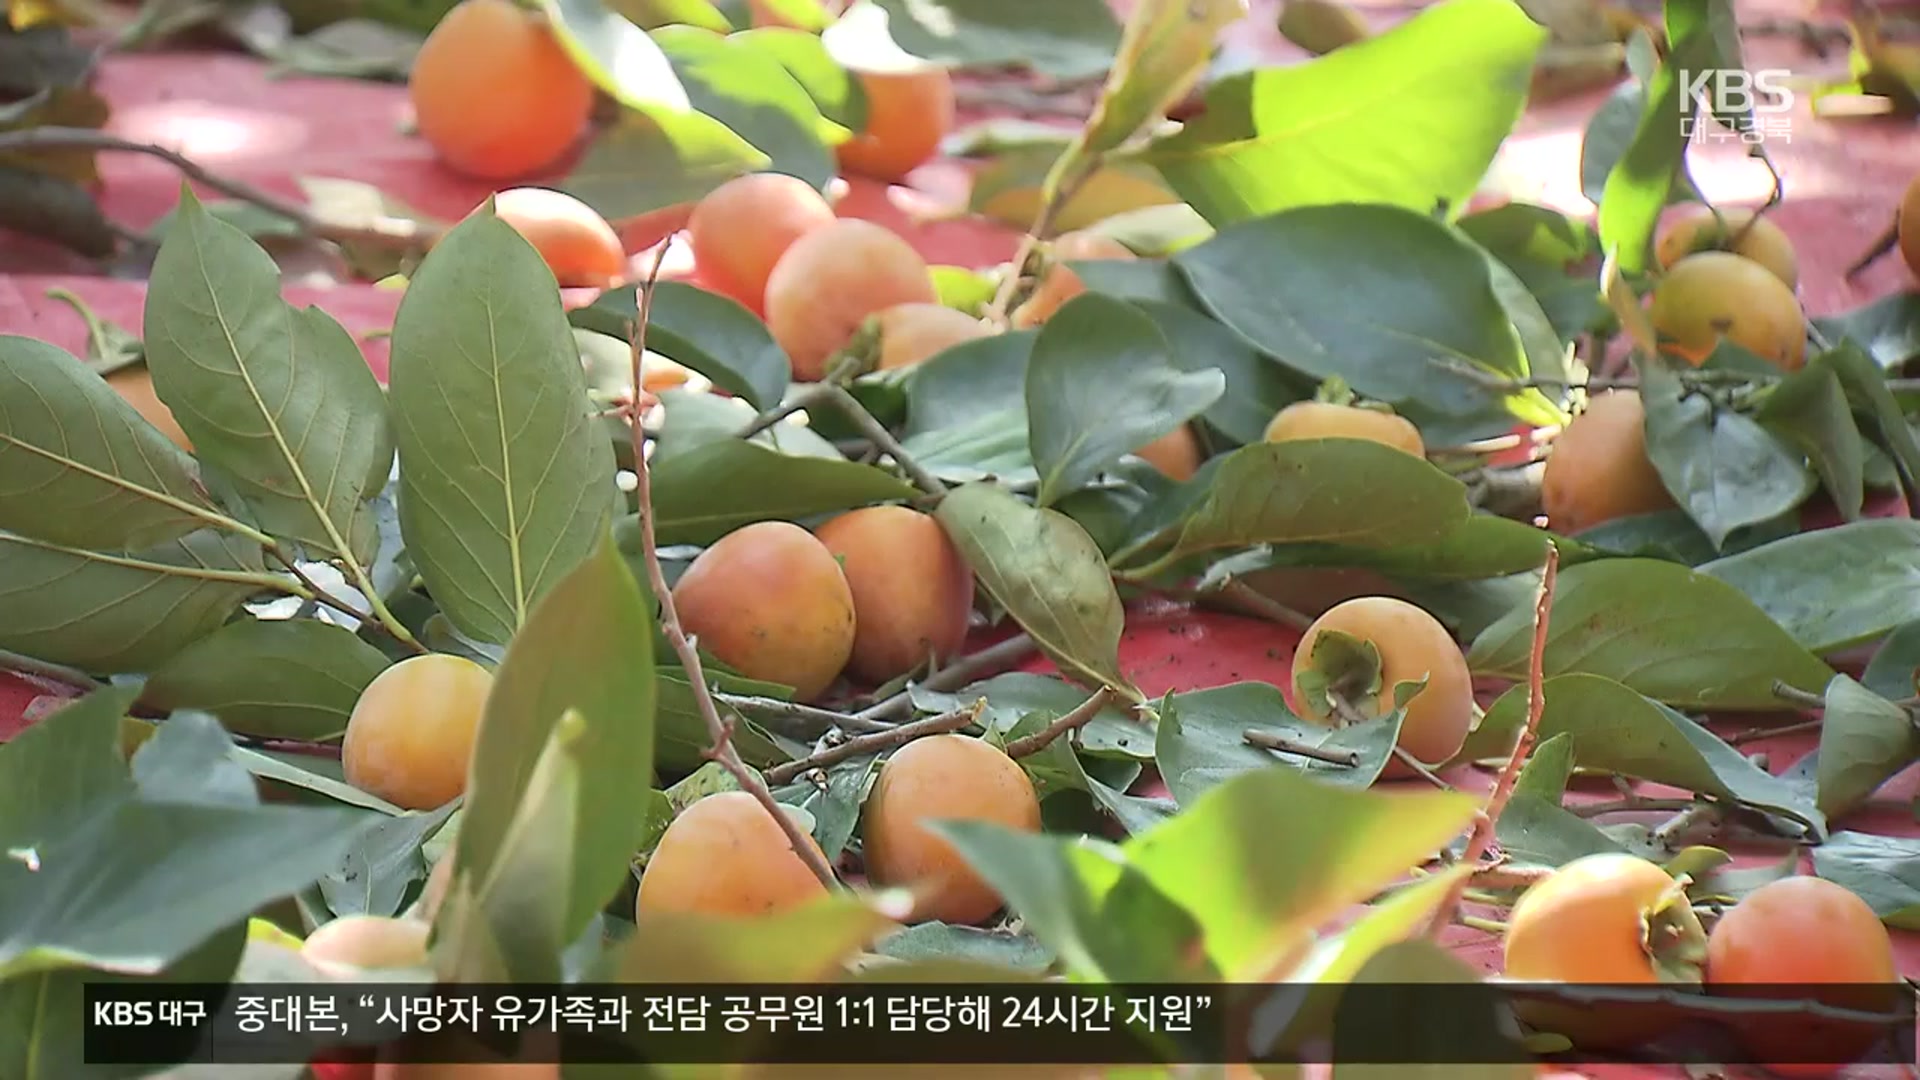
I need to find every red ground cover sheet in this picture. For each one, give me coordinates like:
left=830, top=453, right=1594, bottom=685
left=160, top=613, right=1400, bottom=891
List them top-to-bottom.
left=5, top=2, right=1920, bottom=1076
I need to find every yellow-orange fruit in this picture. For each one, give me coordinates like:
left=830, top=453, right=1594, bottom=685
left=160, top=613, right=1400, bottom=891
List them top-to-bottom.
left=407, top=0, right=594, bottom=180
left=835, top=67, right=956, bottom=183
left=687, top=173, right=837, bottom=315
left=1900, top=175, right=1920, bottom=280
left=487, top=187, right=625, bottom=288
left=1654, top=205, right=1798, bottom=288
left=764, top=219, right=937, bottom=381
left=1009, top=232, right=1135, bottom=329
left=1647, top=251, right=1807, bottom=371
left=871, top=303, right=994, bottom=371
left=108, top=366, right=191, bottom=452
left=1541, top=389, right=1675, bottom=535
left=1263, top=401, right=1425, bottom=457
left=1133, top=425, right=1204, bottom=481
left=815, top=506, right=974, bottom=684
left=670, top=521, right=856, bottom=701
left=1291, top=596, right=1473, bottom=774
left=341, top=654, right=493, bottom=811
left=862, top=734, right=1040, bottom=925
left=635, top=791, right=833, bottom=918
left=1503, top=853, right=1705, bottom=1051
left=1706, top=876, right=1900, bottom=1078
left=301, top=915, right=430, bottom=977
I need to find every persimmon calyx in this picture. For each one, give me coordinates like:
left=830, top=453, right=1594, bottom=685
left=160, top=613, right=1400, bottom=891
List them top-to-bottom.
left=1311, top=375, right=1358, bottom=406
left=1296, top=628, right=1384, bottom=724
left=1640, top=873, right=1710, bottom=983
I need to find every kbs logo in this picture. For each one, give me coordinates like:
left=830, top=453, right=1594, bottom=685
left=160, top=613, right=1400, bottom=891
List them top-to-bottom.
left=1677, top=69, right=1794, bottom=144
left=94, top=1000, right=155, bottom=1025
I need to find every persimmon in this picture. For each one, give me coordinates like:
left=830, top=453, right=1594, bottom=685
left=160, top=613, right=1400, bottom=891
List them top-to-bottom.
left=407, top=0, right=593, bottom=180
left=835, top=66, right=956, bottom=183
left=686, top=173, right=836, bottom=315
left=1900, top=174, right=1920, bottom=280
left=485, top=187, right=625, bottom=288
left=1654, top=205, right=1798, bottom=289
left=763, top=218, right=937, bottom=381
left=1009, top=231, right=1136, bottom=329
left=1647, top=251, right=1807, bottom=371
left=867, top=302, right=995, bottom=371
left=107, top=365, right=192, bottom=452
left=1540, top=389, right=1675, bottom=534
left=1263, top=401, right=1425, bottom=457
left=1133, top=424, right=1204, bottom=481
left=814, top=505, right=974, bottom=684
left=670, top=521, right=856, bottom=701
left=1291, top=596, right=1473, bottom=776
left=341, top=654, right=493, bottom=811
left=862, top=734, right=1040, bottom=925
left=635, top=791, right=832, bottom=918
left=1503, top=853, right=1707, bottom=1051
left=1705, top=876, right=1900, bottom=1078
left=300, top=915, right=430, bottom=977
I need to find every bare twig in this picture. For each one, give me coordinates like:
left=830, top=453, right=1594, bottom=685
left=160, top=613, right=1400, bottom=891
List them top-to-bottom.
left=0, top=127, right=435, bottom=251
left=983, top=155, right=1101, bottom=325
left=626, top=241, right=840, bottom=891
left=736, top=384, right=833, bottom=440
left=820, top=384, right=945, bottom=497
left=1426, top=544, right=1560, bottom=938
left=268, top=550, right=427, bottom=655
left=1199, top=578, right=1316, bottom=632
left=854, top=633, right=1039, bottom=725
left=0, top=649, right=104, bottom=694
left=1770, top=680, right=1829, bottom=711
left=1005, top=686, right=1116, bottom=758
left=713, top=693, right=896, bottom=734
left=764, top=701, right=985, bottom=786
left=1726, top=718, right=1823, bottom=746
left=1243, top=728, right=1359, bottom=767
left=1393, top=748, right=1453, bottom=789
left=1569, top=796, right=1700, bottom=818
left=1653, top=802, right=1724, bottom=847
left=1465, top=858, right=1552, bottom=892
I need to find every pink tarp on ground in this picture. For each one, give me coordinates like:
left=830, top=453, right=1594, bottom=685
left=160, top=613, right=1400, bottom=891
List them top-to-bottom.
left=5, top=0, right=1920, bottom=1074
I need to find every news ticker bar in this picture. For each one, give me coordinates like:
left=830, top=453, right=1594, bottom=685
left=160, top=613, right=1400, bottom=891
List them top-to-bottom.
left=84, top=982, right=1918, bottom=1066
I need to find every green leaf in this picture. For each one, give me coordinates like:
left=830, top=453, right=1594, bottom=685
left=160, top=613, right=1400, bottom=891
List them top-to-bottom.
left=616, top=0, right=732, bottom=31
left=833, top=0, right=1121, bottom=80
left=1074, top=0, right=1244, bottom=158
left=1137, top=0, right=1543, bottom=227
left=1594, top=0, right=1719, bottom=274
left=652, top=24, right=840, bottom=188
left=733, top=26, right=868, bottom=134
left=1577, top=31, right=1673, bottom=206
left=558, top=114, right=762, bottom=222
left=967, top=146, right=1182, bottom=235
left=143, top=189, right=395, bottom=568
left=1173, top=205, right=1557, bottom=442
left=388, top=207, right=618, bottom=646
left=930, top=265, right=1000, bottom=315
left=568, top=282, right=791, bottom=410
left=1812, top=290, right=1920, bottom=372
left=1024, top=294, right=1225, bottom=506
left=1131, top=300, right=1311, bottom=447
left=903, top=332, right=1037, bottom=438
left=0, top=335, right=224, bottom=552
left=1827, top=342, right=1920, bottom=499
left=1638, top=355, right=1816, bottom=550
left=1753, top=359, right=1865, bottom=522
left=651, top=387, right=842, bottom=462
left=902, top=407, right=1036, bottom=487
left=648, top=439, right=918, bottom=545
left=1146, top=440, right=1471, bottom=567
left=934, top=482, right=1135, bottom=698
left=1202, top=514, right=1551, bottom=586
left=1699, top=519, right=1920, bottom=655
left=0, top=529, right=274, bottom=674
left=446, top=530, right=656, bottom=979
left=1466, top=557, right=1836, bottom=710
left=136, top=617, right=392, bottom=741
left=1863, top=619, right=1920, bottom=702
left=909, top=671, right=1150, bottom=758
left=654, top=673, right=797, bottom=770
left=1468, top=674, right=1824, bottom=836
left=1810, top=676, right=1920, bottom=822
left=1153, top=683, right=1402, bottom=805
left=0, top=689, right=370, bottom=979
left=129, top=712, right=262, bottom=807
left=232, top=745, right=404, bottom=815
left=1122, top=764, right=1478, bottom=979
left=317, top=802, right=458, bottom=918
left=1811, top=831, right=1920, bottom=930
left=1288, top=863, right=1473, bottom=983
left=603, top=894, right=894, bottom=980
left=0, top=919, right=245, bottom=1080
left=872, top=922, right=1055, bottom=973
